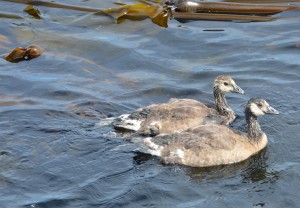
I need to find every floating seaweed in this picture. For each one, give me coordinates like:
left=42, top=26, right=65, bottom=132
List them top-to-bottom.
left=3, top=0, right=300, bottom=27
left=166, top=0, right=297, bottom=15
left=103, top=3, right=169, bottom=27
left=23, top=5, right=41, bottom=19
left=5, top=45, right=44, bottom=63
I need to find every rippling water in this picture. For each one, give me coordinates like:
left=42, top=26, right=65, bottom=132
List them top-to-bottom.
left=1, top=0, right=300, bottom=207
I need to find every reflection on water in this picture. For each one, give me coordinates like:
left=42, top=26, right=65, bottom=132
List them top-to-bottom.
left=1, top=0, right=300, bottom=207
left=241, top=149, right=279, bottom=184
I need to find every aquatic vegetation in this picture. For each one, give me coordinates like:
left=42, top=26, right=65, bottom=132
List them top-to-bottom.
left=4, top=0, right=299, bottom=27
left=167, top=0, right=297, bottom=15
left=103, top=3, right=169, bottom=27
left=23, top=5, right=41, bottom=19
left=5, top=45, right=44, bottom=63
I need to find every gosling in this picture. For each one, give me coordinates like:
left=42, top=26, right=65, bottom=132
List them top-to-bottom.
left=113, top=75, right=244, bottom=136
left=143, top=98, right=279, bottom=167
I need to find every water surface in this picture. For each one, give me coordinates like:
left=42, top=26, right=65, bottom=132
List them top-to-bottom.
left=0, top=0, right=300, bottom=207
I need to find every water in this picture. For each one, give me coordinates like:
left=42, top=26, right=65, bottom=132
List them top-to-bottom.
left=0, top=0, right=300, bottom=207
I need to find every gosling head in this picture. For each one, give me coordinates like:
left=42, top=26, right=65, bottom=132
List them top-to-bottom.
left=213, top=75, right=244, bottom=94
left=247, top=98, right=279, bottom=117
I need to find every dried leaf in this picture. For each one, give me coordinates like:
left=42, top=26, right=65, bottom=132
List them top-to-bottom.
left=23, top=5, right=41, bottom=19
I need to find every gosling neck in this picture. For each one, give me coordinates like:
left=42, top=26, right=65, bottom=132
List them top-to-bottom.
left=213, top=86, right=235, bottom=119
left=245, top=108, right=262, bottom=140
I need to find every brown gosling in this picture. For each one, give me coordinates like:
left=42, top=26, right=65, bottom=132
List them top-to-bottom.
left=113, top=75, right=244, bottom=136
left=143, top=98, right=279, bottom=167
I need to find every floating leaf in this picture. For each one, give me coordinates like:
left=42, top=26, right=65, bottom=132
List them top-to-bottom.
left=103, top=3, right=168, bottom=27
left=23, top=5, right=41, bottom=19
left=5, top=45, right=44, bottom=63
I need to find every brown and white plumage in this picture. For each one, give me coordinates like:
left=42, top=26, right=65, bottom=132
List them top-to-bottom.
left=113, top=75, right=244, bottom=136
left=144, top=98, right=279, bottom=167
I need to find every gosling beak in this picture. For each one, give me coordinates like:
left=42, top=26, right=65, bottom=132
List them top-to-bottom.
left=232, top=84, right=245, bottom=94
left=266, top=106, right=279, bottom=115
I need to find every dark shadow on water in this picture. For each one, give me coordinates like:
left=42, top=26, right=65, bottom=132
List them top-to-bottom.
left=70, top=100, right=129, bottom=119
left=132, top=151, right=154, bottom=166
left=22, top=198, right=79, bottom=208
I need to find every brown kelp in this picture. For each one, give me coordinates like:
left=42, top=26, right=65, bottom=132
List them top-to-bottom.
left=3, top=0, right=299, bottom=27
left=166, top=0, right=298, bottom=15
left=103, top=3, right=169, bottom=27
left=23, top=5, right=41, bottom=18
left=5, top=45, right=44, bottom=63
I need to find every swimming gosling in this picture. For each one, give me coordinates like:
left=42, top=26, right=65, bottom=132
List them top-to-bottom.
left=113, top=75, right=244, bottom=136
left=144, top=98, right=279, bottom=167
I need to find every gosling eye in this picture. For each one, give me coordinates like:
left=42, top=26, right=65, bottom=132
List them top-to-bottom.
left=224, top=82, right=229, bottom=86
left=257, top=103, right=263, bottom=108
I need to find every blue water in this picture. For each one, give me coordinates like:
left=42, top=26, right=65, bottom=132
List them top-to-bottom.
left=1, top=0, right=300, bottom=207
